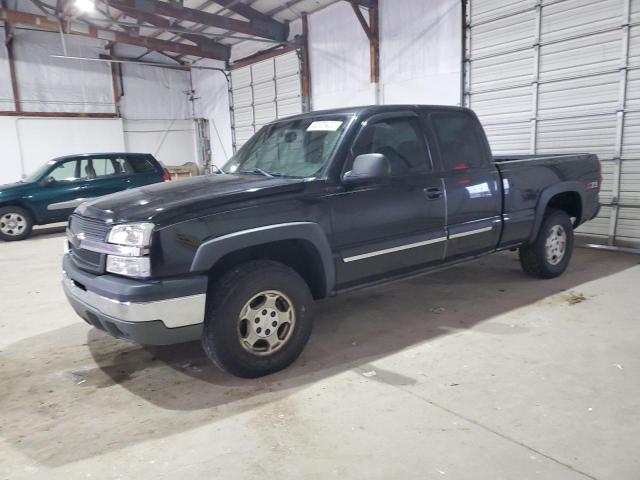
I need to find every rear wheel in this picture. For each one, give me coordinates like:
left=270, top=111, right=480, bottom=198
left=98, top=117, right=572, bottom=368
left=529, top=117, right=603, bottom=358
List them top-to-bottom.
left=0, top=206, right=33, bottom=241
left=519, top=209, right=574, bottom=279
left=202, top=260, right=314, bottom=378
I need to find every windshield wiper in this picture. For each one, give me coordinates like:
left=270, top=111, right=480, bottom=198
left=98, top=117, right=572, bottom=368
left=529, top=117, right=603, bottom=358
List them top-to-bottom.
left=239, top=168, right=282, bottom=177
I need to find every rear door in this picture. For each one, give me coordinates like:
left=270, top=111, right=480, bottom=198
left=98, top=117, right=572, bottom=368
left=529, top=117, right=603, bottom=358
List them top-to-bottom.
left=425, top=110, right=502, bottom=259
left=329, top=112, right=447, bottom=289
left=120, top=155, right=164, bottom=189
left=75, top=157, right=131, bottom=200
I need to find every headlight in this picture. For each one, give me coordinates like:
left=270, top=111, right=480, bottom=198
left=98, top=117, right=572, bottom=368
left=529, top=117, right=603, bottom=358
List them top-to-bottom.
left=108, top=223, right=154, bottom=247
left=106, top=255, right=151, bottom=278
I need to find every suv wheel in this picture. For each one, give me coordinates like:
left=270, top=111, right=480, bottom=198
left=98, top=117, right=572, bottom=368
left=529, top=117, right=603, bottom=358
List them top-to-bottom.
left=0, top=206, right=33, bottom=241
left=519, top=209, right=574, bottom=279
left=202, top=260, right=314, bottom=378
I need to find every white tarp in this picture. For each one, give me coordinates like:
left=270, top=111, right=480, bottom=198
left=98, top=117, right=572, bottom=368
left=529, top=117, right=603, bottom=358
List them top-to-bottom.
left=380, top=0, right=461, bottom=105
left=309, top=1, right=377, bottom=110
left=12, top=30, right=114, bottom=113
left=192, top=59, right=233, bottom=167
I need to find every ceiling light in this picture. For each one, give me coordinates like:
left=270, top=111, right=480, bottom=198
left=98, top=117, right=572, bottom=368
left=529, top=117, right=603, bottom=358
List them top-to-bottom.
left=74, top=0, right=95, bottom=13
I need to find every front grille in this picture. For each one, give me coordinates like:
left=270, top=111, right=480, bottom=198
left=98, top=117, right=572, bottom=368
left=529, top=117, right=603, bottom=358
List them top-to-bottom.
left=68, top=214, right=109, bottom=274
left=69, top=215, right=110, bottom=241
left=73, top=247, right=102, bottom=265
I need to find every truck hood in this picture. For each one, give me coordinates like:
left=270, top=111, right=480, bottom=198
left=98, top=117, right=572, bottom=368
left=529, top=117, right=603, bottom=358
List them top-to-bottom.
left=76, top=173, right=308, bottom=225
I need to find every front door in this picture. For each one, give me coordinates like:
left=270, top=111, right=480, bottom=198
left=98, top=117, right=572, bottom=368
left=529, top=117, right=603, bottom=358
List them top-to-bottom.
left=329, top=113, right=446, bottom=289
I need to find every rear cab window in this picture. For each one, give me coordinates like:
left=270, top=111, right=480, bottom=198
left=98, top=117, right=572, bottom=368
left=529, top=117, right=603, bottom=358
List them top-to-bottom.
left=429, top=111, right=488, bottom=171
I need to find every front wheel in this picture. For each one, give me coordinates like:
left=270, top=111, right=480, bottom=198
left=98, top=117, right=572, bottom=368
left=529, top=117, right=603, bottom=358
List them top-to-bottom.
left=0, top=206, right=33, bottom=241
left=519, top=209, right=574, bottom=279
left=202, top=260, right=314, bottom=378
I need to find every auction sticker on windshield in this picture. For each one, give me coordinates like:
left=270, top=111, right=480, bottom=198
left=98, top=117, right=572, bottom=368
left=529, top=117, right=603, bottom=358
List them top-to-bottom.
left=307, top=120, right=343, bottom=131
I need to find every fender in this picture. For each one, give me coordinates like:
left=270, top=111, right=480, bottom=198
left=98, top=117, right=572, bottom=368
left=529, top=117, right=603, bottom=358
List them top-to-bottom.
left=528, top=181, right=586, bottom=243
left=190, top=222, right=336, bottom=295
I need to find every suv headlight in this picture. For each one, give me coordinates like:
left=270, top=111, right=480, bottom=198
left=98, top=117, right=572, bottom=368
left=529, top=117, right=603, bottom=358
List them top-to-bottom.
left=108, top=223, right=154, bottom=247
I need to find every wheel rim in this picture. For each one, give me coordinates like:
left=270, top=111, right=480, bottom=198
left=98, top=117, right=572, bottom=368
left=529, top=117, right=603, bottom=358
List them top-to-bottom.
left=0, top=213, right=27, bottom=236
left=545, top=224, right=567, bottom=266
left=237, top=290, right=296, bottom=356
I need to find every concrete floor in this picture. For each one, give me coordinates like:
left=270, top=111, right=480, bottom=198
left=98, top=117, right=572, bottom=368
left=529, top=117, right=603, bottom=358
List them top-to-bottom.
left=1, top=227, right=639, bottom=480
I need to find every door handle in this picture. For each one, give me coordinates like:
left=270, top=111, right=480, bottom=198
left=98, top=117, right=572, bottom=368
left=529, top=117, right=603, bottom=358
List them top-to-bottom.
left=424, top=187, right=443, bottom=200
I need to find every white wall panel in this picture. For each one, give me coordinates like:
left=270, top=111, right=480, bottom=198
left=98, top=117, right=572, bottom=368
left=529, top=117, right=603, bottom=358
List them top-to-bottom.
left=380, top=0, right=461, bottom=105
left=467, top=0, right=640, bottom=244
left=470, top=0, right=535, bottom=24
left=540, top=0, right=623, bottom=43
left=309, top=1, right=374, bottom=109
left=471, top=10, right=535, bottom=58
left=538, top=30, right=621, bottom=82
left=470, top=50, right=534, bottom=92
left=537, top=73, right=619, bottom=119
left=15, top=118, right=125, bottom=178
left=123, top=119, right=196, bottom=167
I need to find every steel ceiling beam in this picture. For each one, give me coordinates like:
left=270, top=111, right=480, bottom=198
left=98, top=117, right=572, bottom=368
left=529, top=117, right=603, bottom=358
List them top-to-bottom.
left=102, top=0, right=287, bottom=41
left=103, top=1, right=230, bottom=59
left=0, top=8, right=228, bottom=60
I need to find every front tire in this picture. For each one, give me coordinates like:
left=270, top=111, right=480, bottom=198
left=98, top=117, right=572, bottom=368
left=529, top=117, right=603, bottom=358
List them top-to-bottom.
left=0, top=206, right=33, bottom=241
left=519, top=209, right=574, bottom=279
left=202, top=260, right=314, bottom=378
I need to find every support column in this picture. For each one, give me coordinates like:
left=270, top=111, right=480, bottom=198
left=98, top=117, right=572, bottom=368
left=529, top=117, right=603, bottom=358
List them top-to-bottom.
left=301, top=12, right=312, bottom=112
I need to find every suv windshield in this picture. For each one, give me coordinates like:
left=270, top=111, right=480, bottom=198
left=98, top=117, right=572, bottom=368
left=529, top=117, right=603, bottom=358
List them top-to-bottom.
left=223, top=116, right=350, bottom=178
left=23, top=160, right=57, bottom=182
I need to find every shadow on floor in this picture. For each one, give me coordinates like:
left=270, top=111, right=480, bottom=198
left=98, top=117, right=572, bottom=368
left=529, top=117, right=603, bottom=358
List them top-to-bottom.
left=1, top=249, right=637, bottom=467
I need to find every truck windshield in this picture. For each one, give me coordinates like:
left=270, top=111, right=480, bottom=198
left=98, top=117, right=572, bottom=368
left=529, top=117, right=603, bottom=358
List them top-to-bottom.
left=222, top=116, right=350, bottom=178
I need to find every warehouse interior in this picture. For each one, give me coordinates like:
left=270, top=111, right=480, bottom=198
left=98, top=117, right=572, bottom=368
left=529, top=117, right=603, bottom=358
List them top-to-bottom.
left=1, top=0, right=639, bottom=479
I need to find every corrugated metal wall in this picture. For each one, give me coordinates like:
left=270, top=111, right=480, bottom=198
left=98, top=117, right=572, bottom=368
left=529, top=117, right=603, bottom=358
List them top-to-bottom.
left=465, top=0, right=640, bottom=246
left=230, top=50, right=303, bottom=150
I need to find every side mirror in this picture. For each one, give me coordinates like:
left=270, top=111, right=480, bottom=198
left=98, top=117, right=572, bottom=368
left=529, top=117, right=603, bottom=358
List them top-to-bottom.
left=342, top=153, right=391, bottom=183
left=42, top=176, right=56, bottom=186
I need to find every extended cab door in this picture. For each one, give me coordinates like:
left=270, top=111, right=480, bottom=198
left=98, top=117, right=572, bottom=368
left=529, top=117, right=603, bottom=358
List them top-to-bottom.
left=425, top=109, right=502, bottom=259
left=329, top=112, right=447, bottom=289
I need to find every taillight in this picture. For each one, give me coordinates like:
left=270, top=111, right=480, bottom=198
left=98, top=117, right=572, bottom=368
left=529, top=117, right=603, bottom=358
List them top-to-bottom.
left=598, top=160, right=602, bottom=187
left=162, top=169, right=171, bottom=182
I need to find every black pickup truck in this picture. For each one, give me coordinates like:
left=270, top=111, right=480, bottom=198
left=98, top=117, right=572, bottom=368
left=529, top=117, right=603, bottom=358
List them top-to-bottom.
left=62, top=105, right=600, bottom=378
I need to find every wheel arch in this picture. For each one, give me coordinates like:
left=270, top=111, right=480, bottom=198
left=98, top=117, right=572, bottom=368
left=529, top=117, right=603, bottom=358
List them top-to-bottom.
left=528, top=182, right=586, bottom=243
left=0, top=202, right=38, bottom=224
left=190, top=222, right=335, bottom=299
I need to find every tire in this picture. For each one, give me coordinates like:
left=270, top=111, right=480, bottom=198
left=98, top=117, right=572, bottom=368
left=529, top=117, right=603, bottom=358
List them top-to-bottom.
left=0, top=206, right=33, bottom=241
left=519, top=209, right=574, bottom=279
left=202, top=260, right=315, bottom=378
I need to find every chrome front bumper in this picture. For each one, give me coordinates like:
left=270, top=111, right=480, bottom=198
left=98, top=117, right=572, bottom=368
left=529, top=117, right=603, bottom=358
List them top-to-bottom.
left=62, top=254, right=207, bottom=345
left=62, top=272, right=205, bottom=328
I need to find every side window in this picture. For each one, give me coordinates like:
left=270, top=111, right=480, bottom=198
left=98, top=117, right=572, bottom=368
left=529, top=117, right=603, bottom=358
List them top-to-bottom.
left=431, top=112, right=486, bottom=170
left=351, top=117, right=429, bottom=175
left=128, top=157, right=156, bottom=174
left=77, top=158, right=115, bottom=180
left=49, top=160, right=78, bottom=182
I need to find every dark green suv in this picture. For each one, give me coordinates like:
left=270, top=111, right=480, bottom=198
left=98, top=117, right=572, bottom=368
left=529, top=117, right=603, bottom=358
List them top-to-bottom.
left=0, top=153, right=170, bottom=241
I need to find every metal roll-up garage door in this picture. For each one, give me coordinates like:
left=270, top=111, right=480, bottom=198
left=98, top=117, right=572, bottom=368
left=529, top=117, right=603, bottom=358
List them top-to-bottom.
left=465, top=0, right=640, bottom=247
left=230, top=50, right=304, bottom=150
